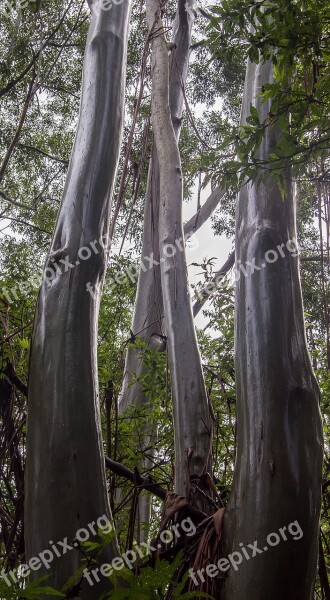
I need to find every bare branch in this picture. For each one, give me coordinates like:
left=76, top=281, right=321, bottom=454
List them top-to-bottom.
left=0, top=0, right=76, bottom=99
left=0, top=75, right=36, bottom=186
left=18, top=143, right=69, bottom=166
left=184, top=186, right=226, bottom=239
left=0, top=190, right=32, bottom=210
left=2, top=216, right=51, bottom=236
left=193, top=250, right=235, bottom=317
left=105, top=456, right=207, bottom=523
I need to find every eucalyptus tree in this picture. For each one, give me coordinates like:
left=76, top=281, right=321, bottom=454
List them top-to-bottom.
left=117, top=0, right=197, bottom=530
left=118, top=0, right=226, bottom=530
left=144, top=0, right=214, bottom=504
left=25, top=1, right=132, bottom=596
left=219, top=55, right=323, bottom=600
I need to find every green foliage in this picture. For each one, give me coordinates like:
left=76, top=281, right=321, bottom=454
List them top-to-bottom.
left=203, top=0, right=330, bottom=187
left=100, top=552, right=211, bottom=600
left=0, top=575, right=64, bottom=599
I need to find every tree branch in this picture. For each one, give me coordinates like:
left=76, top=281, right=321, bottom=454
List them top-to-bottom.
left=0, top=0, right=76, bottom=99
left=0, top=54, right=39, bottom=99
left=0, top=75, right=36, bottom=186
left=18, top=143, right=69, bottom=166
left=184, top=186, right=226, bottom=239
left=0, top=190, right=32, bottom=210
left=3, top=216, right=51, bottom=236
left=193, top=250, right=235, bottom=317
left=4, top=362, right=28, bottom=397
left=104, top=456, right=208, bottom=523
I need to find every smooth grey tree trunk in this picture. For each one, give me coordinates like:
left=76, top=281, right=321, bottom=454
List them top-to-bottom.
left=117, top=0, right=197, bottom=528
left=119, top=0, right=196, bottom=424
left=146, top=0, right=213, bottom=500
left=25, top=2, right=131, bottom=597
left=220, top=57, right=323, bottom=600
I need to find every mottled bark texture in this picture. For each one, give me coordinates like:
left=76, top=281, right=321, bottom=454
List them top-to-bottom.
left=118, top=0, right=198, bottom=528
left=146, top=0, right=212, bottom=499
left=25, top=2, right=131, bottom=597
left=220, top=57, right=323, bottom=600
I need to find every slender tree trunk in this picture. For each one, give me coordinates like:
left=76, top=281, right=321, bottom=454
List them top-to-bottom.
left=117, top=0, right=197, bottom=528
left=119, top=0, right=196, bottom=425
left=146, top=0, right=213, bottom=500
left=25, top=2, right=131, bottom=597
left=221, top=57, right=323, bottom=600
left=116, top=144, right=162, bottom=536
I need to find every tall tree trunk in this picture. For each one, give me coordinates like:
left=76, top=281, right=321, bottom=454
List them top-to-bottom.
left=117, top=0, right=196, bottom=528
left=119, top=0, right=196, bottom=427
left=146, top=0, right=213, bottom=500
left=25, top=2, right=131, bottom=597
left=221, top=57, right=323, bottom=600
left=116, top=144, right=162, bottom=536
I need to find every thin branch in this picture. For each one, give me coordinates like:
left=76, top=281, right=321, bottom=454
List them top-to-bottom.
left=0, top=0, right=76, bottom=99
left=36, top=5, right=87, bottom=90
left=197, top=7, right=212, bottom=20
left=109, top=31, right=150, bottom=243
left=190, top=40, right=206, bottom=51
left=0, top=54, right=39, bottom=99
left=175, top=55, right=214, bottom=150
left=0, top=75, right=37, bottom=186
left=40, top=84, right=80, bottom=99
left=17, top=143, right=69, bottom=166
left=0, top=190, right=32, bottom=210
left=1, top=216, right=51, bottom=236
left=193, top=250, right=235, bottom=317
left=301, top=254, right=330, bottom=263
left=3, top=321, right=34, bottom=342
left=4, top=362, right=28, bottom=397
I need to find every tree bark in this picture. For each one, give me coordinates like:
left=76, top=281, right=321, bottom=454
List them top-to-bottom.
left=117, top=0, right=197, bottom=528
left=119, top=0, right=197, bottom=421
left=146, top=0, right=213, bottom=500
left=25, top=2, right=131, bottom=597
left=220, top=57, right=323, bottom=600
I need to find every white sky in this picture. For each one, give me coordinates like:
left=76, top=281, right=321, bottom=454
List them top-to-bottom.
left=183, top=183, right=233, bottom=329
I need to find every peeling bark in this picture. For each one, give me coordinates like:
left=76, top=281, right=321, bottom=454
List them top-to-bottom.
left=25, top=2, right=131, bottom=597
